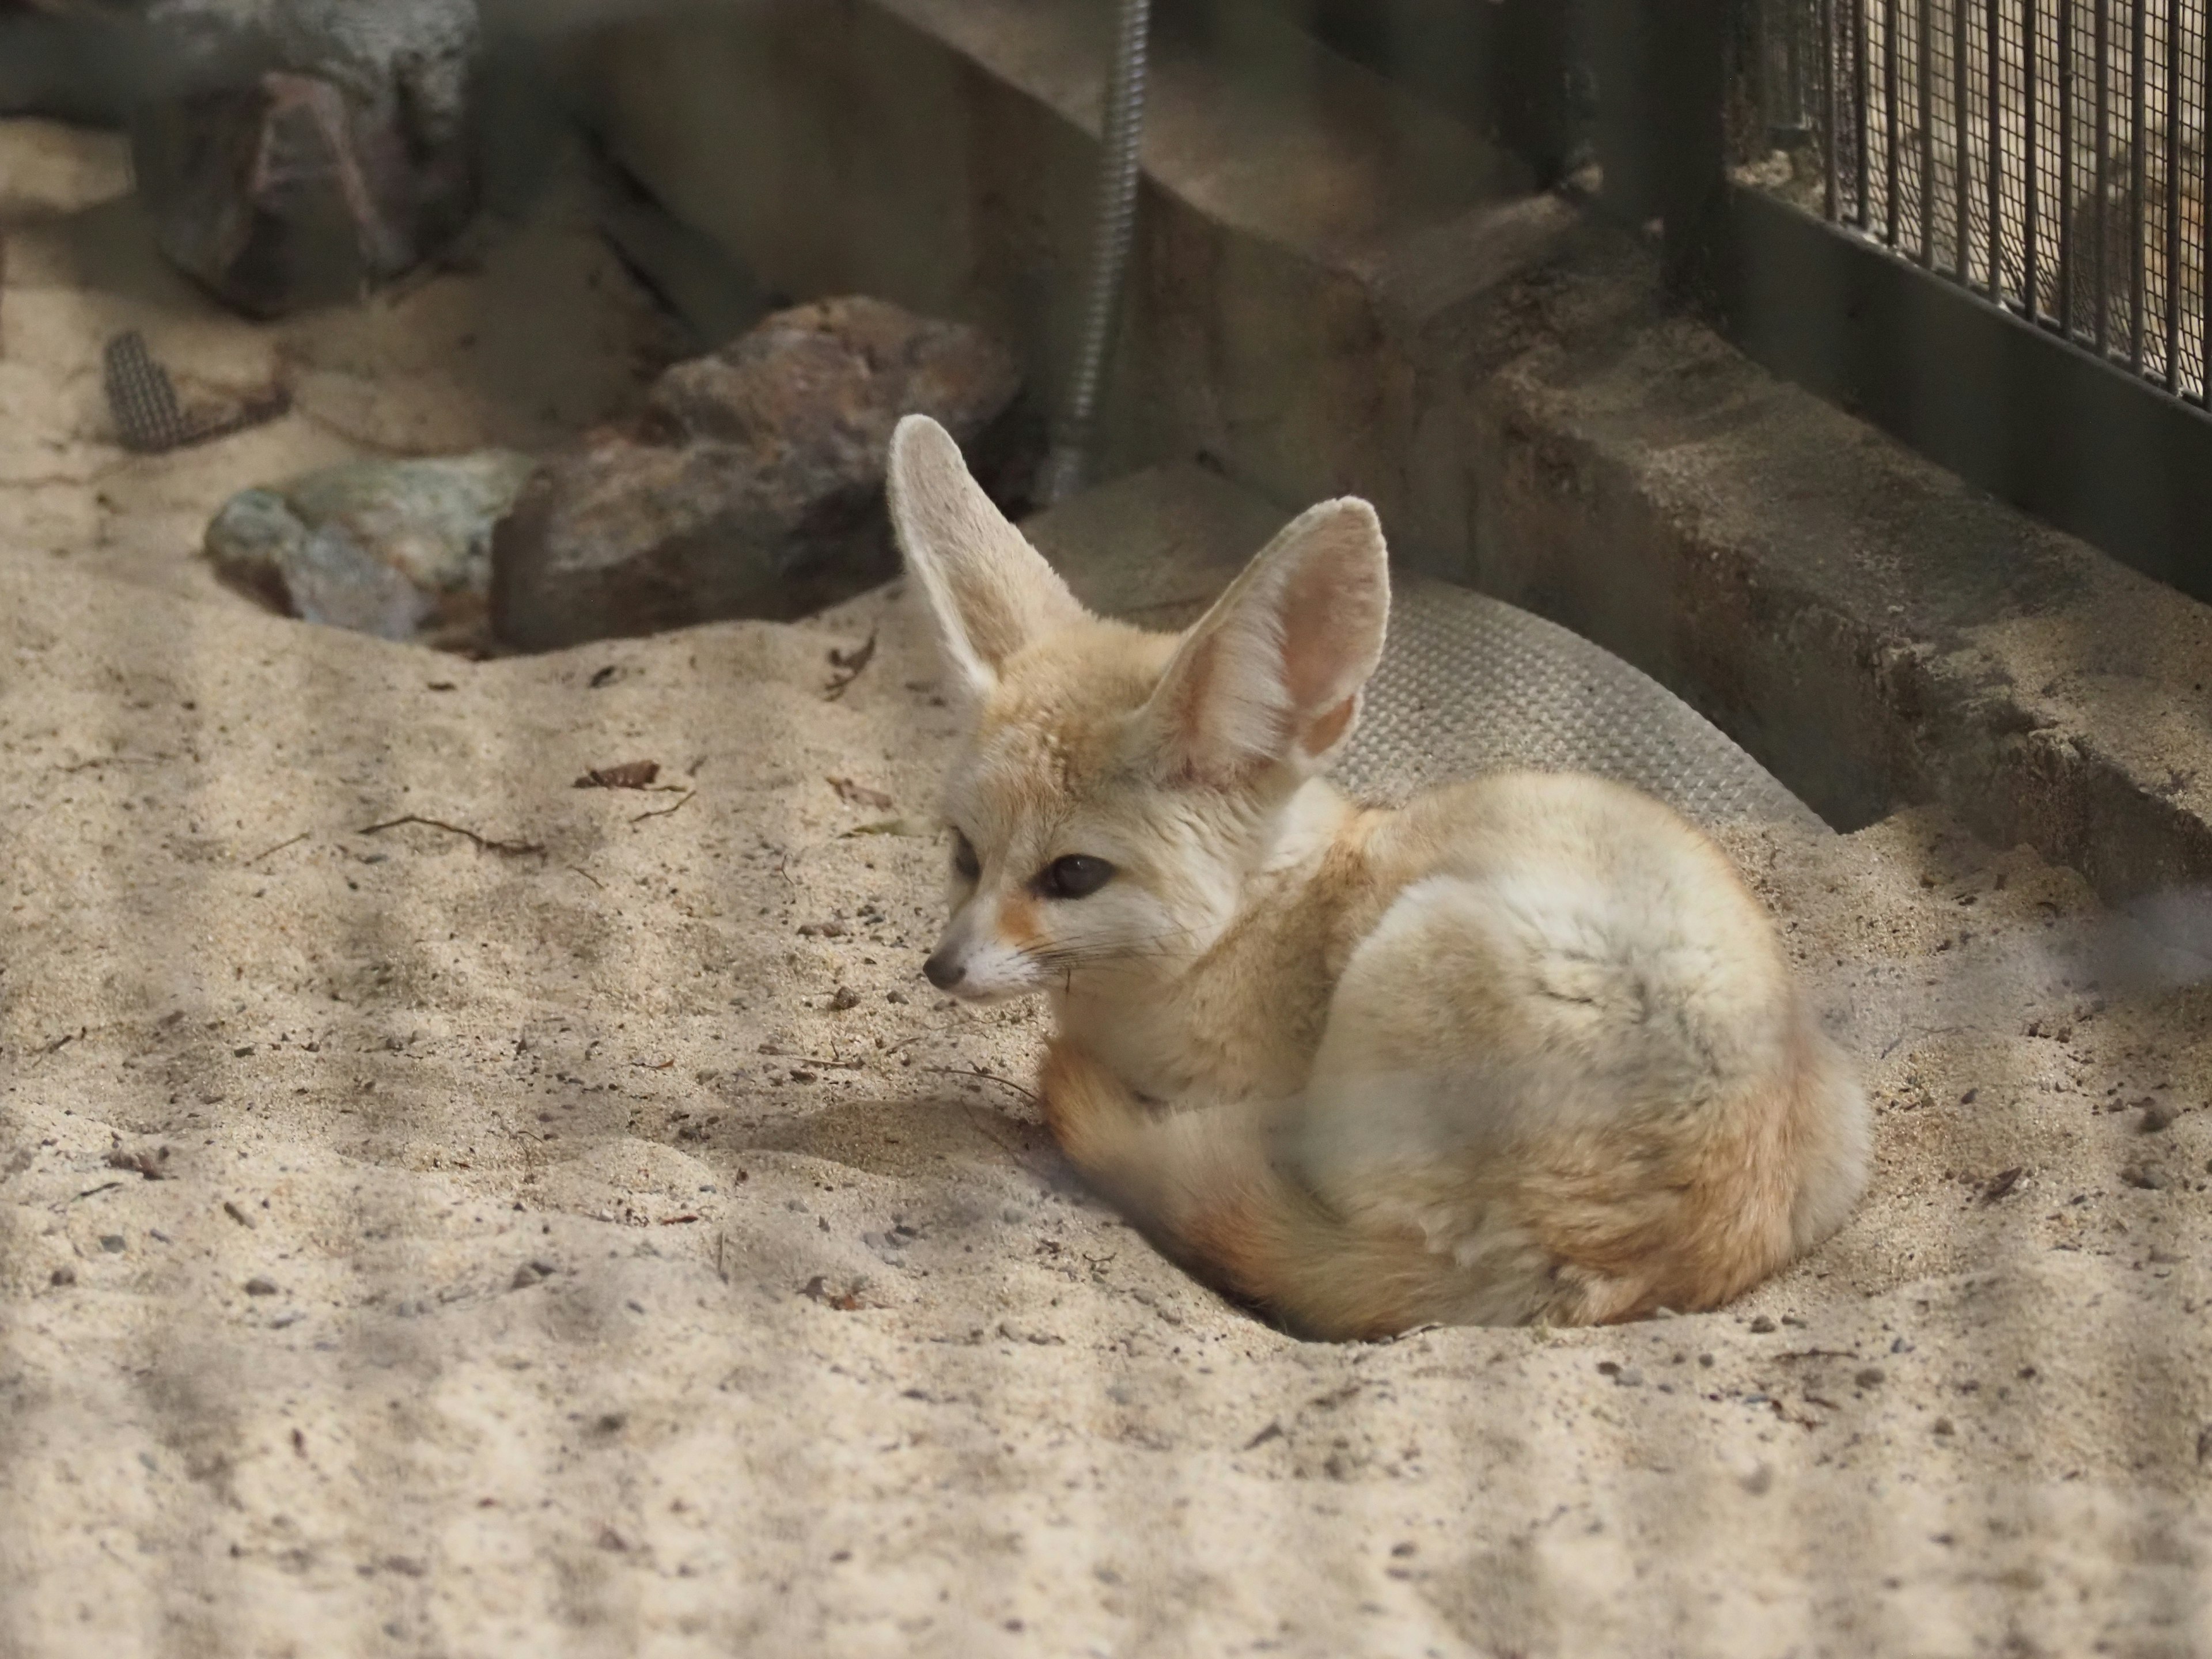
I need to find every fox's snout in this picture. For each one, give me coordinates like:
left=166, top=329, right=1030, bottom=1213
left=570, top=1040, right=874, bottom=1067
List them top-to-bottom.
left=917, top=902, right=1035, bottom=1001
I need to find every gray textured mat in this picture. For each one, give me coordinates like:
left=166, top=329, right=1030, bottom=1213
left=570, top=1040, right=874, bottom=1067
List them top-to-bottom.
left=1022, top=464, right=1827, bottom=835
left=1340, top=575, right=1824, bottom=830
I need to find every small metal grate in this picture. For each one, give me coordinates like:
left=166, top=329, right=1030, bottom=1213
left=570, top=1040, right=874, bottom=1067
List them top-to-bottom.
left=1751, top=0, right=2210, bottom=403
left=102, top=329, right=291, bottom=454
left=102, top=330, right=191, bottom=454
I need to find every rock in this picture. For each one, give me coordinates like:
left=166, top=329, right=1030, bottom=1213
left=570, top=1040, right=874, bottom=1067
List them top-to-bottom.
left=128, top=0, right=479, bottom=316
left=0, top=118, right=133, bottom=223
left=491, top=297, right=1028, bottom=651
left=206, top=450, right=536, bottom=647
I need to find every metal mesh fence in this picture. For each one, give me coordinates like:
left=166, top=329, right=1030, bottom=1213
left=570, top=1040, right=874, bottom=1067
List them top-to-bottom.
left=1752, top=0, right=2210, bottom=402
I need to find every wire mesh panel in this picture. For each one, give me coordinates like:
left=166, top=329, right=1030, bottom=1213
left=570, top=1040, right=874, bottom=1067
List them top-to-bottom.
left=1752, top=0, right=2210, bottom=403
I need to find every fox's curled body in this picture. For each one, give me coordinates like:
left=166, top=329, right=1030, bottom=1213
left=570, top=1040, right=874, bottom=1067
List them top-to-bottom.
left=889, top=415, right=1869, bottom=1339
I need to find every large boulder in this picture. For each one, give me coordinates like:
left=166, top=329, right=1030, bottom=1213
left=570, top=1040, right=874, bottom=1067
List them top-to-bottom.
left=128, top=0, right=479, bottom=316
left=491, top=297, right=1028, bottom=651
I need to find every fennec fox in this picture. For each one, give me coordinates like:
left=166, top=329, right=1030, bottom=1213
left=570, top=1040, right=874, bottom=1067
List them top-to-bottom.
left=888, top=415, right=1868, bottom=1339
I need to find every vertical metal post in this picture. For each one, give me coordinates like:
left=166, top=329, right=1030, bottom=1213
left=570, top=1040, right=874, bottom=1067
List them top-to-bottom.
left=1658, top=0, right=1736, bottom=304
left=1824, top=0, right=1843, bottom=218
left=1855, top=0, right=1874, bottom=221
left=1884, top=0, right=1903, bottom=240
left=1920, top=0, right=1938, bottom=261
left=1956, top=0, right=1974, bottom=279
left=1987, top=0, right=2005, bottom=301
left=2025, top=0, right=2041, bottom=318
left=2059, top=0, right=2075, bottom=329
left=2096, top=0, right=2112, bottom=351
left=2131, top=0, right=2149, bottom=364
left=2162, top=0, right=2183, bottom=387
left=2200, top=0, right=2211, bottom=398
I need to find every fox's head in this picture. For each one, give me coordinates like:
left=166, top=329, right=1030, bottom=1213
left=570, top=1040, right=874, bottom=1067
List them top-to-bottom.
left=885, top=415, right=1390, bottom=1003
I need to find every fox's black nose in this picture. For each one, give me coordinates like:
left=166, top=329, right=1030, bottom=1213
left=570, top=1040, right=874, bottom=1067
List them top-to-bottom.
left=922, top=949, right=965, bottom=990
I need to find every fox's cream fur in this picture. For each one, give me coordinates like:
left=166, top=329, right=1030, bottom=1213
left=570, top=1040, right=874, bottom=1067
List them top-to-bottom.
left=887, top=414, right=1869, bottom=1339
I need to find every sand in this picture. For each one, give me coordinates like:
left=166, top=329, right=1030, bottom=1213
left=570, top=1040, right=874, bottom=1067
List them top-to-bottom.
left=3, top=119, right=2212, bottom=1659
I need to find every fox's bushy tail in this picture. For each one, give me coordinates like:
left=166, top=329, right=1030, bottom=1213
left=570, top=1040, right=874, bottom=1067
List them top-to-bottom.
left=1038, top=1042, right=1437, bottom=1339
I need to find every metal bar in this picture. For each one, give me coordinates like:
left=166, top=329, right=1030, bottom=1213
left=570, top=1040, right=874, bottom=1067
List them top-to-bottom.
left=1656, top=0, right=1730, bottom=302
left=1780, top=0, right=1812, bottom=141
left=1824, top=0, right=1842, bottom=220
left=1856, top=0, right=1874, bottom=222
left=1885, top=0, right=1903, bottom=240
left=1920, top=0, right=1938, bottom=262
left=1957, top=0, right=1974, bottom=277
left=1988, top=0, right=2005, bottom=300
left=2025, top=0, right=2041, bottom=318
left=2059, top=0, right=2075, bottom=330
left=2096, top=0, right=2111, bottom=351
left=2131, top=0, right=2148, bottom=364
left=2162, top=0, right=2182, bottom=388
left=2202, top=0, right=2211, bottom=399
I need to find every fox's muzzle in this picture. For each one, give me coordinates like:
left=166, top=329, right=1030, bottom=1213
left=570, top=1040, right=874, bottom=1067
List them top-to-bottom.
left=919, top=903, right=1035, bottom=1001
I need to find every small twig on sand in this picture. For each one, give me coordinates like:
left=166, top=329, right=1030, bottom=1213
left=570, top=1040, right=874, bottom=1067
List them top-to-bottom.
left=630, top=791, right=695, bottom=825
left=355, top=816, right=545, bottom=857
left=243, top=831, right=308, bottom=866
left=925, top=1065, right=1041, bottom=1108
left=959, top=1104, right=1055, bottom=1176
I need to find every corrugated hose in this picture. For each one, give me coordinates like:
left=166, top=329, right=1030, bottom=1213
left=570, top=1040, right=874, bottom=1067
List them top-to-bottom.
left=1037, top=0, right=1154, bottom=506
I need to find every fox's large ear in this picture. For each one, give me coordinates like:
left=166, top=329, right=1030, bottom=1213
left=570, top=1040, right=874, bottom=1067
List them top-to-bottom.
left=886, top=415, right=1085, bottom=702
left=1141, top=498, right=1389, bottom=783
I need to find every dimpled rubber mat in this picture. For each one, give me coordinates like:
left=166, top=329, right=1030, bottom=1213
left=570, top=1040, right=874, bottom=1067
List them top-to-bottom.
left=1021, top=464, right=1828, bottom=836
left=1336, top=574, right=1827, bottom=831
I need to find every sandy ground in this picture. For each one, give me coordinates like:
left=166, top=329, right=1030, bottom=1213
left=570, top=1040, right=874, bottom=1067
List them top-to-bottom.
left=4, top=120, right=2212, bottom=1659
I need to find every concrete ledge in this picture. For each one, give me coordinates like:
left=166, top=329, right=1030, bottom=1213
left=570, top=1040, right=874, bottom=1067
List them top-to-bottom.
left=1464, top=297, right=2212, bottom=907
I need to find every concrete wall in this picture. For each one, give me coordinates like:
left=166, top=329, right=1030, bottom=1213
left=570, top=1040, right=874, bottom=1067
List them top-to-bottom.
left=565, top=0, right=1534, bottom=529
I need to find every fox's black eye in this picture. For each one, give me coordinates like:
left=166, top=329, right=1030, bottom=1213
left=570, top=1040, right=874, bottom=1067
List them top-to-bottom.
left=951, top=831, right=981, bottom=881
left=1036, top=854, right=1115, bottom=900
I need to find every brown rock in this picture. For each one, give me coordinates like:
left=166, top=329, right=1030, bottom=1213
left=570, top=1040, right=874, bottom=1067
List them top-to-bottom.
left=127, top=0, right=479, bottom=316
left=133, top=67, right=474, bottom=316
left=490, top=298, right=1027, bottom=651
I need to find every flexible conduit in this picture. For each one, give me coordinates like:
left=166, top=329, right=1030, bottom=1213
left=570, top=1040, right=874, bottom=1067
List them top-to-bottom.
left=1037, top=0, right=1154, bottom=505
